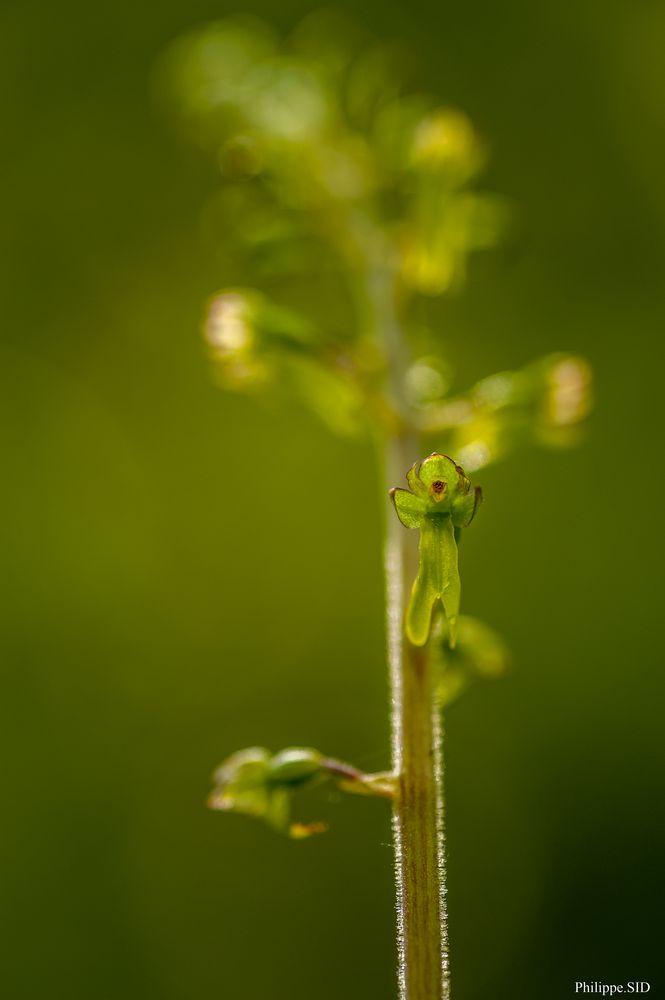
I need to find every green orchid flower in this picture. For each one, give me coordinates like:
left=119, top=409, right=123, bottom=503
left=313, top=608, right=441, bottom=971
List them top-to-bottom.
left=390, top=453, right=481, bottom=647
left=208, top=746, right=394, bottom=838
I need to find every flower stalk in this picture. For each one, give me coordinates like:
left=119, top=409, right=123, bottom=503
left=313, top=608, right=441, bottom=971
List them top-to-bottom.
left=168, top=15, right=591, bottom=999
left=378, top=274, right=450, bottom=997
left=386, top=477, right=449, bottom=999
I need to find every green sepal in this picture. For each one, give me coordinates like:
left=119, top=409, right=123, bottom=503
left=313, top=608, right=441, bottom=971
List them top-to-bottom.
left=418, top=452, right=460, bottom=492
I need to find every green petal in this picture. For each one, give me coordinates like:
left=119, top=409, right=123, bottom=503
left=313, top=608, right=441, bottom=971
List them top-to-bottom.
left=406, top=462, right=428, bottom=498
left=390, top=488, right=426, bottom=529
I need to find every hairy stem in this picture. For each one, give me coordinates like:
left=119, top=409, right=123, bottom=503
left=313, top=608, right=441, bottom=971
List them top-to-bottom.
left=365, top=263, right=449, bottom=999
left=385, top=436, right=449, bottom=1000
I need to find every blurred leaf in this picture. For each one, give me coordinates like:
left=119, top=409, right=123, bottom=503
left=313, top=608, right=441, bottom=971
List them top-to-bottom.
left=434, top=615, right=510, bottom=707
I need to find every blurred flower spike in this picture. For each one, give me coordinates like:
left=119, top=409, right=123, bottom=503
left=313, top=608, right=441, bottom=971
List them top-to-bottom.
left=162, top=12, right=506, bottom=298
left=164, top=13, right=591, bottom=457
left=391, top=453, right=481, bottom=647
left=434, top=615, right=510, bottom=707
left=208, top=746, right=394, bottom=838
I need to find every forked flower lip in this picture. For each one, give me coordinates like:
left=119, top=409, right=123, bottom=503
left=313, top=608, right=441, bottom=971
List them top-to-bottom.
left=390, top=453, right=482, bottom=647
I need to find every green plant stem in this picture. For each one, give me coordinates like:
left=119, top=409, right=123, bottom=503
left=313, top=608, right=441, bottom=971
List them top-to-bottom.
left=365, top=263, right=449, bottom=1000
left=385, top=434, right=449, bottom=1000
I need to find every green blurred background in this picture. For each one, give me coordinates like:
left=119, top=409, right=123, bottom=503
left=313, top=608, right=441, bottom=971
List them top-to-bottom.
left=2, top=1, right=664, bottom=998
